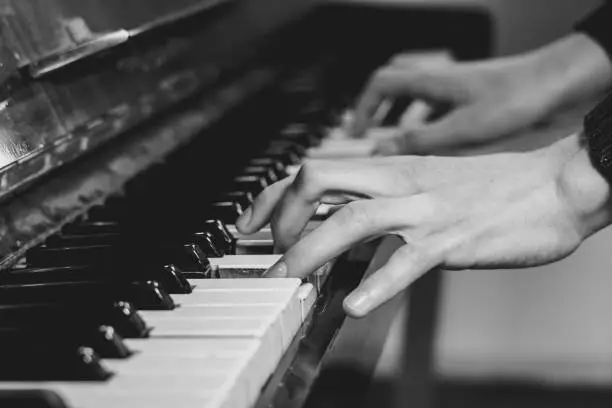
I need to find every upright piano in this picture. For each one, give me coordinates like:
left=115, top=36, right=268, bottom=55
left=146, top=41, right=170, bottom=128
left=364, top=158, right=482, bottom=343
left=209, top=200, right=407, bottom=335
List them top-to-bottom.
left=0, top=1, right=491, bottom=407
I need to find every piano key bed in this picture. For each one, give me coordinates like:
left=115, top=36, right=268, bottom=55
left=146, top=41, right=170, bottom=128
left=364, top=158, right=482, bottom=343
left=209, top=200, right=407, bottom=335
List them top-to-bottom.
left=0, top=74, right=385, bottom=407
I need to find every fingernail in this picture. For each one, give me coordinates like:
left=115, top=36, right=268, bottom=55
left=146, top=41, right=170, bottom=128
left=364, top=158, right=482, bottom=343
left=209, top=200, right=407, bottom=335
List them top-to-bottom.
left=236, top=206, right=252, bottom=230
left=263, top=259, right=287, bottom=278
left=343, top=292, right=370, bottom=317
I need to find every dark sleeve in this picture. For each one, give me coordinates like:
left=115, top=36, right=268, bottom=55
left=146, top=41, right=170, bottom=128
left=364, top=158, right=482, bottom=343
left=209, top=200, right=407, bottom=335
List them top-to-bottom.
left=575, top=1, right=612, bottom=61
left=585, top=91, right=612, bottom=181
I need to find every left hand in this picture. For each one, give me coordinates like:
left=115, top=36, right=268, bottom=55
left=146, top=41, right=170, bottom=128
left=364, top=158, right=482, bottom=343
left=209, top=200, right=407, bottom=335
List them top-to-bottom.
left=236, top=133, right=612, bottom=318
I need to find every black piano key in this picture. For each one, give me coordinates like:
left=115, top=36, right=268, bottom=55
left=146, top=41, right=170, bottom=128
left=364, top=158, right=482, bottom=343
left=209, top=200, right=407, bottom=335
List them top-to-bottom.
left=381, top=97, right=412, bottom=126
left=296, top=99, right=333, bottom=124
left=280, top=123, right=322, bottom=147
left=268, top=140, right=307, bottom=157
left=261, top=148, right=301, bottom=167
left=249, top=157, right=287, bottom=178
left=242, top=166, right=279, bottom=185
left=232, top=175, right=268, bottom=195
left=215, top=191, right=252, bottom=212
left=86, top=197, right=127, bottom=222
left=209, top=201, right=243, bottom=223
left=204, top=219, right=236, bottom=255
left=62, top=221, right=122, bottom=235
left=191, top=231, right=224, bottom=257
left=46, top=232, right=122, bottom=247
left=27, top=243, right=211, bottom=278
left=160, top=243, right=212, bottom=276
left=26, top=245, right=113, bottom=266
left=5, top=262, right=192, bottom=294
left=159, top=264, right=193, bottom=293
left=1, top=266, right=91, bottom=284
left=0, top=281, right=176, bottom=310
left=0, top=300, right=130, bottom=358
left=106, top=301, right=151, bottom=338
left=0, top=302, right=150, bottom=339
left=15, top=325, right=131, bottom=360
left=86, top=326, right=133, bottom=359
left=0, top=344, right=113, bottom=382
left=0, top=390, right=70, bottom=408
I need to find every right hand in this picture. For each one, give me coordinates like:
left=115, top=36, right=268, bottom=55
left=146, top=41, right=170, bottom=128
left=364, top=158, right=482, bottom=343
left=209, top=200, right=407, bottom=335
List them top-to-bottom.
left=351, top=34, right=612, bottom=155
left=236, top=132, right=612, bottom=317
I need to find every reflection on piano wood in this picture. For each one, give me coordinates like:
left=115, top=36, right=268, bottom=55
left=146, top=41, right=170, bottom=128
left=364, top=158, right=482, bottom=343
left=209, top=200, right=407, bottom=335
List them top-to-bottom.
left=0, top=1, right=491, bottom=407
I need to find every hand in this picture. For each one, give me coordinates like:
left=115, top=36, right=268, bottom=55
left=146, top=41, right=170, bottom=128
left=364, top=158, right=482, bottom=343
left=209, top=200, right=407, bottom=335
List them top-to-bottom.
left=351, top=34, right=612, bottom=154
left=236, top=133, right=612, bottom=318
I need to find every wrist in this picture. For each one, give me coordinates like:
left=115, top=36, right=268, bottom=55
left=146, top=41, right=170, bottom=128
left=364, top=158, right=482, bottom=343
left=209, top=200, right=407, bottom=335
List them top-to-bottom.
left=524, top=33, right=612, bottom=114
left=555, top=133, right=612, bottom=237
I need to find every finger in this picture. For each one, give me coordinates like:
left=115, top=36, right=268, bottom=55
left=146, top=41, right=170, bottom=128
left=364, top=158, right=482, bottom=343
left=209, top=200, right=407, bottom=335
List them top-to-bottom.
left=390, top=51, right=454, bottom=69
left=352, top=68, right=450, bottom=137
left=352, top=68, right=415, bottom=137
left=399, top=100, right=434, bottom=128
left=396, top=106, right=488, bottom=154
left=373, top=137, right=403, bottom=156
left=271, top=161, right=399, bottom=250
left=235, top=177, right=294, bottom=234
left=265, top=200, right=398, bottom=279
left=343, top=243, right=441, bottom=318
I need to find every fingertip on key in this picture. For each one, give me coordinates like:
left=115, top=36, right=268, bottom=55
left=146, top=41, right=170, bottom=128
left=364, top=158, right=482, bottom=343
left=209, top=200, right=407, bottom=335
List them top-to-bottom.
left=235, top=206, right=253, bottom=233
left=263, top=259, right=288, bottom=278
left=343, top=292, right=370, bottom=318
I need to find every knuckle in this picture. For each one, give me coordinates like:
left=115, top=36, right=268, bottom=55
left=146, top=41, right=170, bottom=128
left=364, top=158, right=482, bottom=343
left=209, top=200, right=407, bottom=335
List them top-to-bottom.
left=293, top=162, right=321, bottom=195
left=406, top=193, right=440, bottom=222
left=336, top=201, right=374, bottom=232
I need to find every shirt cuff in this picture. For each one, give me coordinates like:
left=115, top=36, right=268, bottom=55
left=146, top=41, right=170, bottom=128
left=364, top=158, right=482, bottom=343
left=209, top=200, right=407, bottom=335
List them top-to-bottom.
left=585, top=91, right=612, bottom=182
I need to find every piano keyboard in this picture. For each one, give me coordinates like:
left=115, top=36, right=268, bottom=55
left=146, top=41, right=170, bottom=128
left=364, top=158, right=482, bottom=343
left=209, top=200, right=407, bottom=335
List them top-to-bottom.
left=0, top=63, right=430, bottom=407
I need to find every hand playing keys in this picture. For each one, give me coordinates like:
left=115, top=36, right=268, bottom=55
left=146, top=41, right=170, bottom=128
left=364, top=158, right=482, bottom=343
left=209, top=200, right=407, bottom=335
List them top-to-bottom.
left=236, top=133, right=612, bottom=318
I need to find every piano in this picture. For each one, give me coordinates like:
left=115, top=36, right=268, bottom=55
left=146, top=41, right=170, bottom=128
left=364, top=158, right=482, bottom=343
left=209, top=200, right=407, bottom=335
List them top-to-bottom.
left=0, top=1, right=491, bottom=407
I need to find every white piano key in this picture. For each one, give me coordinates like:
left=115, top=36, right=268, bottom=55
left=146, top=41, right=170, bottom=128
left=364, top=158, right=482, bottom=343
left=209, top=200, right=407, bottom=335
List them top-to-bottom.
left=372, top=99, right=393, bottom=125
left=399, top=99, right=432, bottom=128
left=326, top=126, right=350, bottom=140
left=363, top=127, right=398, bottom=140
left=319, top=138, right=377, bottom=149
left=305, top=140, right=376, bottom=158
left=209, top=254, right=281, bottom=270
left=209, top=255, right=281, bottom=278
left=189, top=277, right=298, bottom=290
left=0, top=279, right=306, bottom=408
left=143, top=280, right=302, bottom=343
left=298, top=283, right=317, bottom=322
left=173, top=287, right=299, bottom=306
left=142, top=304, right=279, bottom=319
left=142, top=315, right=274, bottom=337
left=124, top=338, right=257, bottom=357
left=103, top=354, right=246, bottom=375
left=0, top=376, right=226, bottom=394
left=68, top=395, right=213, bottom=408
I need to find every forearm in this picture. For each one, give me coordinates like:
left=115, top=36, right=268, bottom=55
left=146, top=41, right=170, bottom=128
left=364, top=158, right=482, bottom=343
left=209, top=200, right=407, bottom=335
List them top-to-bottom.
left=524, top=33, right=612, bottom=114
